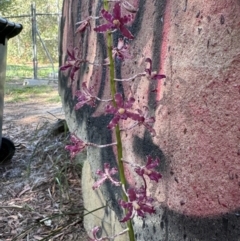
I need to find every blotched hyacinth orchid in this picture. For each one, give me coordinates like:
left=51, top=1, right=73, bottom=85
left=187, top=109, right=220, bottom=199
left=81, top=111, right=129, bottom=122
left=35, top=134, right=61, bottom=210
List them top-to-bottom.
left=108, top=0, right=138, bottom=13
left=121, top=0, right=138, bottom=13
left=64, top=1, right=166, bottom=239
left=94, top=2, right=134, bottom=40
left=75, top=16, right=92, bottom=33
left=75, top=16, right=102, bottom=34
left=104, top=38, right=131, bottom=64
left=113, top=38, right=132, bottom=60
left=60, top=48, right=83, bottom=82
left=114, top=58, right=166, bottom=83
left=145, top=58, right=166, bottom=81
left=75, top=82, right=97, bottom=110
left=75, top=82, right=112, bottom=110
left=105, top=93, right=141, bottom=129
left=122, top=106, right=156, bottom=136
left=136, top=107, right=156, bottom=136
left=65, top=134, right=87, bottom=159
left=65, top=134, right=117, bottom=159
left=135, top=156, right=162, bottom=183
left=92, top=163, right=121, bottom=190
left=119, top=186, right=155, bottom=222
left=88, top=226, right=129, bottom=241
left=89, top=226, right=106, bottom=241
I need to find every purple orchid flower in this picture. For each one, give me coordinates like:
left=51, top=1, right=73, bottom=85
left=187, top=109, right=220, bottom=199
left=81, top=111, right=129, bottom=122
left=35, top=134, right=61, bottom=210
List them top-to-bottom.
left=108, top=0, right=138, bottom=13
left=121, top=1, right=138, bottom=13
left=94, top=2, right=134, bottom=40
left=75, top=17, right=92, bottom=33
left=104, top=38, right=132, bottom=64
left=113, top=38, right=132, bottom=60
left=60, top=48, right=83, bottom=82
left=145, top=58, right=166, bottom=81
left=75, top=82, right=97, bottom=110
left=105, top=93, right=142, bottom=129
left=124, top=106, right=156, bottom=136
left=137, top=107, right=156, bottom=136
left=65, top=134, right=87, bottom=159
left=135, top=156, right=162, bottom=183
left=92, top=163, right=121, bottom=190
left=119, top=186, right=155, bottom=222
left=88, top=226, right=128, bottom=241
left=89, top=226, right=107, bottom=241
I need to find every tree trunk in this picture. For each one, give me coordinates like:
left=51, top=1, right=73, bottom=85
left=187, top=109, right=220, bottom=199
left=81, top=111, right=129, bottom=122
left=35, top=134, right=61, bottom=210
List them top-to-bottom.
left=59, top=0, right=240, bottom=240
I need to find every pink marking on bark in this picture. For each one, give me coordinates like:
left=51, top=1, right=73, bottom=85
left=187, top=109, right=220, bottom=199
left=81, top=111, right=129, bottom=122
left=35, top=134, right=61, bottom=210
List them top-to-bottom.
left=154, top=0, right=240, bottom=217
left=157, top=0, right=171, bottom=101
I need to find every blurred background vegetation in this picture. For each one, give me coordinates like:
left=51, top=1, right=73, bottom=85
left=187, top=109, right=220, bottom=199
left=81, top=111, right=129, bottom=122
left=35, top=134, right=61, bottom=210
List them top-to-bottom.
left=0, top=0, right=63, bottom=79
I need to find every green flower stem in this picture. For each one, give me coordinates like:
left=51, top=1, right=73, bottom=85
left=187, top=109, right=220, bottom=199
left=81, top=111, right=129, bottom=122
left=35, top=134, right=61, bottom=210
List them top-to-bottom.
left=103, top=1, right=135, bottom=241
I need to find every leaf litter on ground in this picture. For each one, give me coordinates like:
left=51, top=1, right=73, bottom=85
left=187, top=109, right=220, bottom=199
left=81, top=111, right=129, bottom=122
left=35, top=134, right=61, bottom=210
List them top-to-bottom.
left=0, top=101, right=88, bottom=241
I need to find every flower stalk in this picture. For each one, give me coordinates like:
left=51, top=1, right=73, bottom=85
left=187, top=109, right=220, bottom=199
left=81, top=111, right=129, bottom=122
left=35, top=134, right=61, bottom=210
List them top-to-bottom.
left=62, top=1, right=165, bottom=240
left=103, top=2, right=135, bottom=241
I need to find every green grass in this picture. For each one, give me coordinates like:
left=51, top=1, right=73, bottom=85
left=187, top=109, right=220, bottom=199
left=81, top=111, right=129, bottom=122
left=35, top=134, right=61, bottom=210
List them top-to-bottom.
left=6, top=64, right=58, bottom=80
left=4, top=85, right=61, bottom=103
left=46, top=95, right=61, bottom=103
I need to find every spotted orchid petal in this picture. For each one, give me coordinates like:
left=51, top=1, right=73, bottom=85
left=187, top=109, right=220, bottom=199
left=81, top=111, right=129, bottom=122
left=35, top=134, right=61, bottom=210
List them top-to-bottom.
left=94, top=2, right=134, bottom=39
left=144, top=58, right=166, bottom=81
left=75, top=82, right=97, bottom=110
left=105, top=93, right=140, bottom=129
left=65, top=134, right=87, bottom=159
left=135, top=156, right=162, bottom=182
left=93, top=163, right=120, bottom=190
left=119, top=186, right=156, bottom=222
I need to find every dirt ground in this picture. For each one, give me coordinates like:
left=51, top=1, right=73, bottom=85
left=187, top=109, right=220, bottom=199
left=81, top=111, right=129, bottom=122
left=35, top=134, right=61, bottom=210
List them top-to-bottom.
left=0, top=91, right=88, bottom=240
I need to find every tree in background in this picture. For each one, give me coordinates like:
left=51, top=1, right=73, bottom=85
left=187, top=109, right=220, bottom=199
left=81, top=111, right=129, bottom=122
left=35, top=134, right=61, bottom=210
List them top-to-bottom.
left=0, top=0, right=15, bottom=13
left=1, top=0, right=62, bottom=65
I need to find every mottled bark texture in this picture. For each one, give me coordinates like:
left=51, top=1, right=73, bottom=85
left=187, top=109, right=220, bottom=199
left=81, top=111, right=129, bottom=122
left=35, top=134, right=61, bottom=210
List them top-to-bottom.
left=59, top=0, right=240, bottom=240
